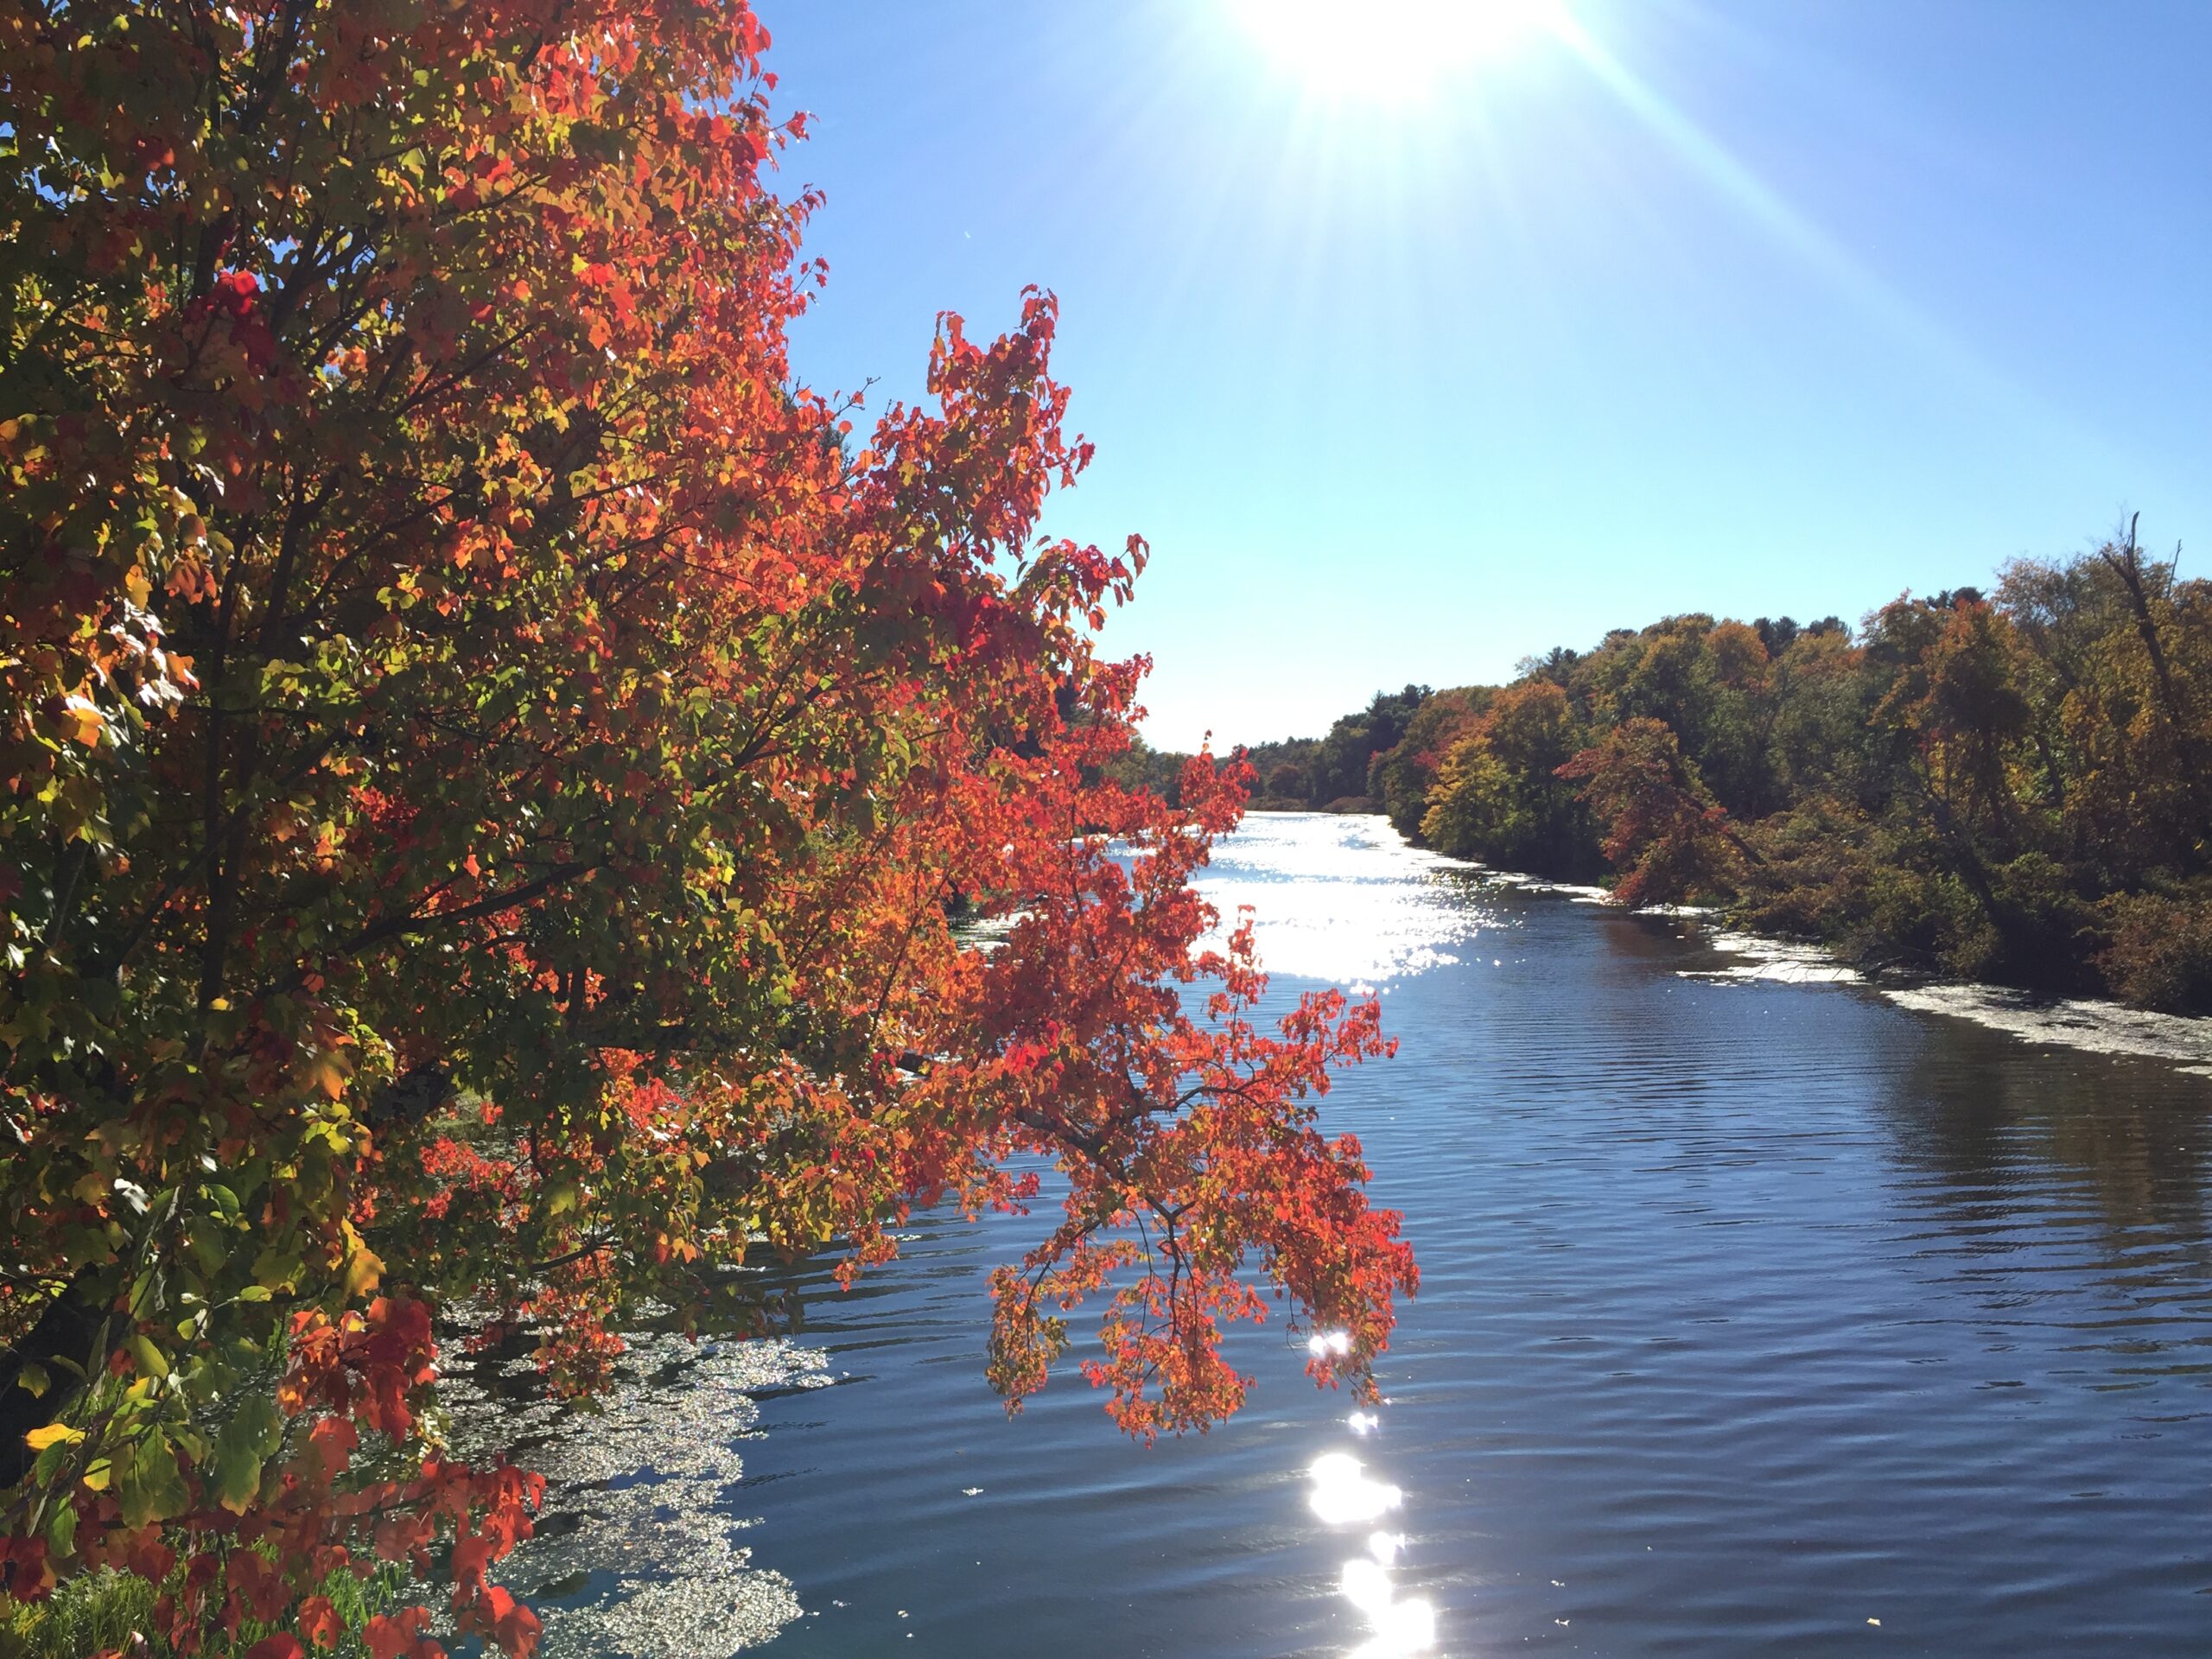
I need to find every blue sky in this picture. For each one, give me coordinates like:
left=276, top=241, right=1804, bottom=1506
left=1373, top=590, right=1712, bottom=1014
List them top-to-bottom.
left=757, top=0, right=2210, bottom=751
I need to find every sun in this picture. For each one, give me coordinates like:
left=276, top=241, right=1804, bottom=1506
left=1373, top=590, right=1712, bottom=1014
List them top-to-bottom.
left=1226, top=0, right=1564, bottom=100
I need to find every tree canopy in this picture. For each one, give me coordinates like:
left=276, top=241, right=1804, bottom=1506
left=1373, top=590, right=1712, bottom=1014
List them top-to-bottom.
left=0, top=3, right=1414, bottom=1650
left=1238, top=524, right=2212, bottom=1010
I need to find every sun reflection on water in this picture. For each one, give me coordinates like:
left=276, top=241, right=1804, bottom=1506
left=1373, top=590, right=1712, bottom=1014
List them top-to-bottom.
left=1198, top=812, right=1487, bottom=985
left=1302, top=1354, right=1440, bottom=1655
left=1308, top=1452, right=1402, bottom=1526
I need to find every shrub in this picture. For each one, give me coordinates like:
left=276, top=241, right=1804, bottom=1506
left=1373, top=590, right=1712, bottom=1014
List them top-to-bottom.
left=1981, top=851, right=2101, bottom=992
left=2100, top=893, right=2212, bottom=1013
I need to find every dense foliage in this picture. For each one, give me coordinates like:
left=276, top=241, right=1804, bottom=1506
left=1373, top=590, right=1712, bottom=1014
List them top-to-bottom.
left=0, top=2, right=1416, bottom=1650
left=1226, top=527, right=2212, bottom=1011
left=1238, top=684, right=1430, bottom=813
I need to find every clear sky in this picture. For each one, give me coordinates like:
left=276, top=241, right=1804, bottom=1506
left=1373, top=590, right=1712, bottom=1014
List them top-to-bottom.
left=755, top=0, right=2210, bottom=752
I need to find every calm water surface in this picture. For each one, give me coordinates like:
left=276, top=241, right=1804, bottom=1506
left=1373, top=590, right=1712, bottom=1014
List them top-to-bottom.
left=558, top=814, right=2212, bottom=1656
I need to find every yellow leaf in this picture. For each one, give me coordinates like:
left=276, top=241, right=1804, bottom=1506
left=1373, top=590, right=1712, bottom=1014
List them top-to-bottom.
left=342, top=1244, right=384, bottom=1299
left=25, top=1422, right=82, bottom=1451
left=81, top=1458, right=113, bottom=1491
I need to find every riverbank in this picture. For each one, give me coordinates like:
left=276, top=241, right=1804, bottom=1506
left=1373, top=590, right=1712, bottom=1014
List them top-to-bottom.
left=1456, top=844, right=2212, bottom=1079
left=1688, top=919, right=2212, bottom=1077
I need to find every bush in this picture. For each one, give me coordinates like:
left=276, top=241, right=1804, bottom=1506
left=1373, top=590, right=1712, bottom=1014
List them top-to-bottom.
left=1737, top=798, right=1877, bottom=943
left=1851, top=849, right=2101, bottom=988
left=1978, top=851, right=2102, bottom=991
left=1858, top=861, right=1986, bottom=976
left=2100, top=893, right=2212, bottom=1013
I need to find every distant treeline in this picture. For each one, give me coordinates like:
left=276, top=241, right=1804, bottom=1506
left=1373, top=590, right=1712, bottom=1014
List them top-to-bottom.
left=1124, top=524, right=2212, bottom=1013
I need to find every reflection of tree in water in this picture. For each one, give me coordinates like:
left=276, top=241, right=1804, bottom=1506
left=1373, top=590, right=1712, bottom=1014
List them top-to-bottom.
left=1550, top=895, right=2212, bottom=1260
left=1872, top=1014, right=2212, bottom=1269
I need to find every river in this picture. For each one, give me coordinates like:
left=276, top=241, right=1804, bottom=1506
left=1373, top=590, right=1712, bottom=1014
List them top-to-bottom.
left=485, top=811, right=2212, bottom=1658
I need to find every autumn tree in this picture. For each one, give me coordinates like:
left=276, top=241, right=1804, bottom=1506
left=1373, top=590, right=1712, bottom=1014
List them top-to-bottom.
left=0, top=2, right=1414, bottom=1648
left=2001, top=529, right=2210, bottom=882
left=1869, top=596, right=2031, bottom=843
left=1758, top=620, right=1872, bottom=808
left=1418, top=681, right=1588, bottom=874
left=1368, top=686, right=1482, bottom=837
left=1554, top=719, right=1750, bottom=907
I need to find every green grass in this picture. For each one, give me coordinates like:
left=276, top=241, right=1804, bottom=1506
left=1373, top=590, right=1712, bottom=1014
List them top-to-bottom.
left=0, top=1559, right=408, bottom=1659
left=0, top=1570, right=156, bottom=1659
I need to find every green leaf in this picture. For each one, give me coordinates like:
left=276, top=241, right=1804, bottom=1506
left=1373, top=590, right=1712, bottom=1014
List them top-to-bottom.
left=188, top=1224, right=228, bottom=1274
left=250, top=1244, right=302, bottom=1291
left=126, top=1333, right=169, bottom=1379
left=232, top=1393, right=283, bottom=1459
left=117, top=1438, right=188, bottom=1528
left=210, top=1441, right=264, bottom=1514
left=35, top=1446, right=73, bottom=1492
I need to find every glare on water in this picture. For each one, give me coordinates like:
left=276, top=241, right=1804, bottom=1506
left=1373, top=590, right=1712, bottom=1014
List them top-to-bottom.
left=1195, top=812, right=1486, bottom=983
left=1307, top=1451, right=1402, bottom=1526
left=1306, top=1452, right=1435, bottom=1654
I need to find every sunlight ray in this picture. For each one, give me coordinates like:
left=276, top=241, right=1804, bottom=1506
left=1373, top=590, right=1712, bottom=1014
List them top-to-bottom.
left=1546, top=9, right=2128, bottom=478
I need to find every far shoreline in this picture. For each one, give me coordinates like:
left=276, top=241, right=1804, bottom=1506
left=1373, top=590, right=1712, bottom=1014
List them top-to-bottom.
left=1223, top=810, right=2212, bottom=1080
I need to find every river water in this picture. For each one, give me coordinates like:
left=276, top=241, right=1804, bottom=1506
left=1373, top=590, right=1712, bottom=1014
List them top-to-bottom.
left=500, top=812, right=2212, bottom=1658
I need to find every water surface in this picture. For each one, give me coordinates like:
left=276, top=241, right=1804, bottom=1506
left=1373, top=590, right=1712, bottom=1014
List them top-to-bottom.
left=524, top=813, right=2212, bottom=1656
